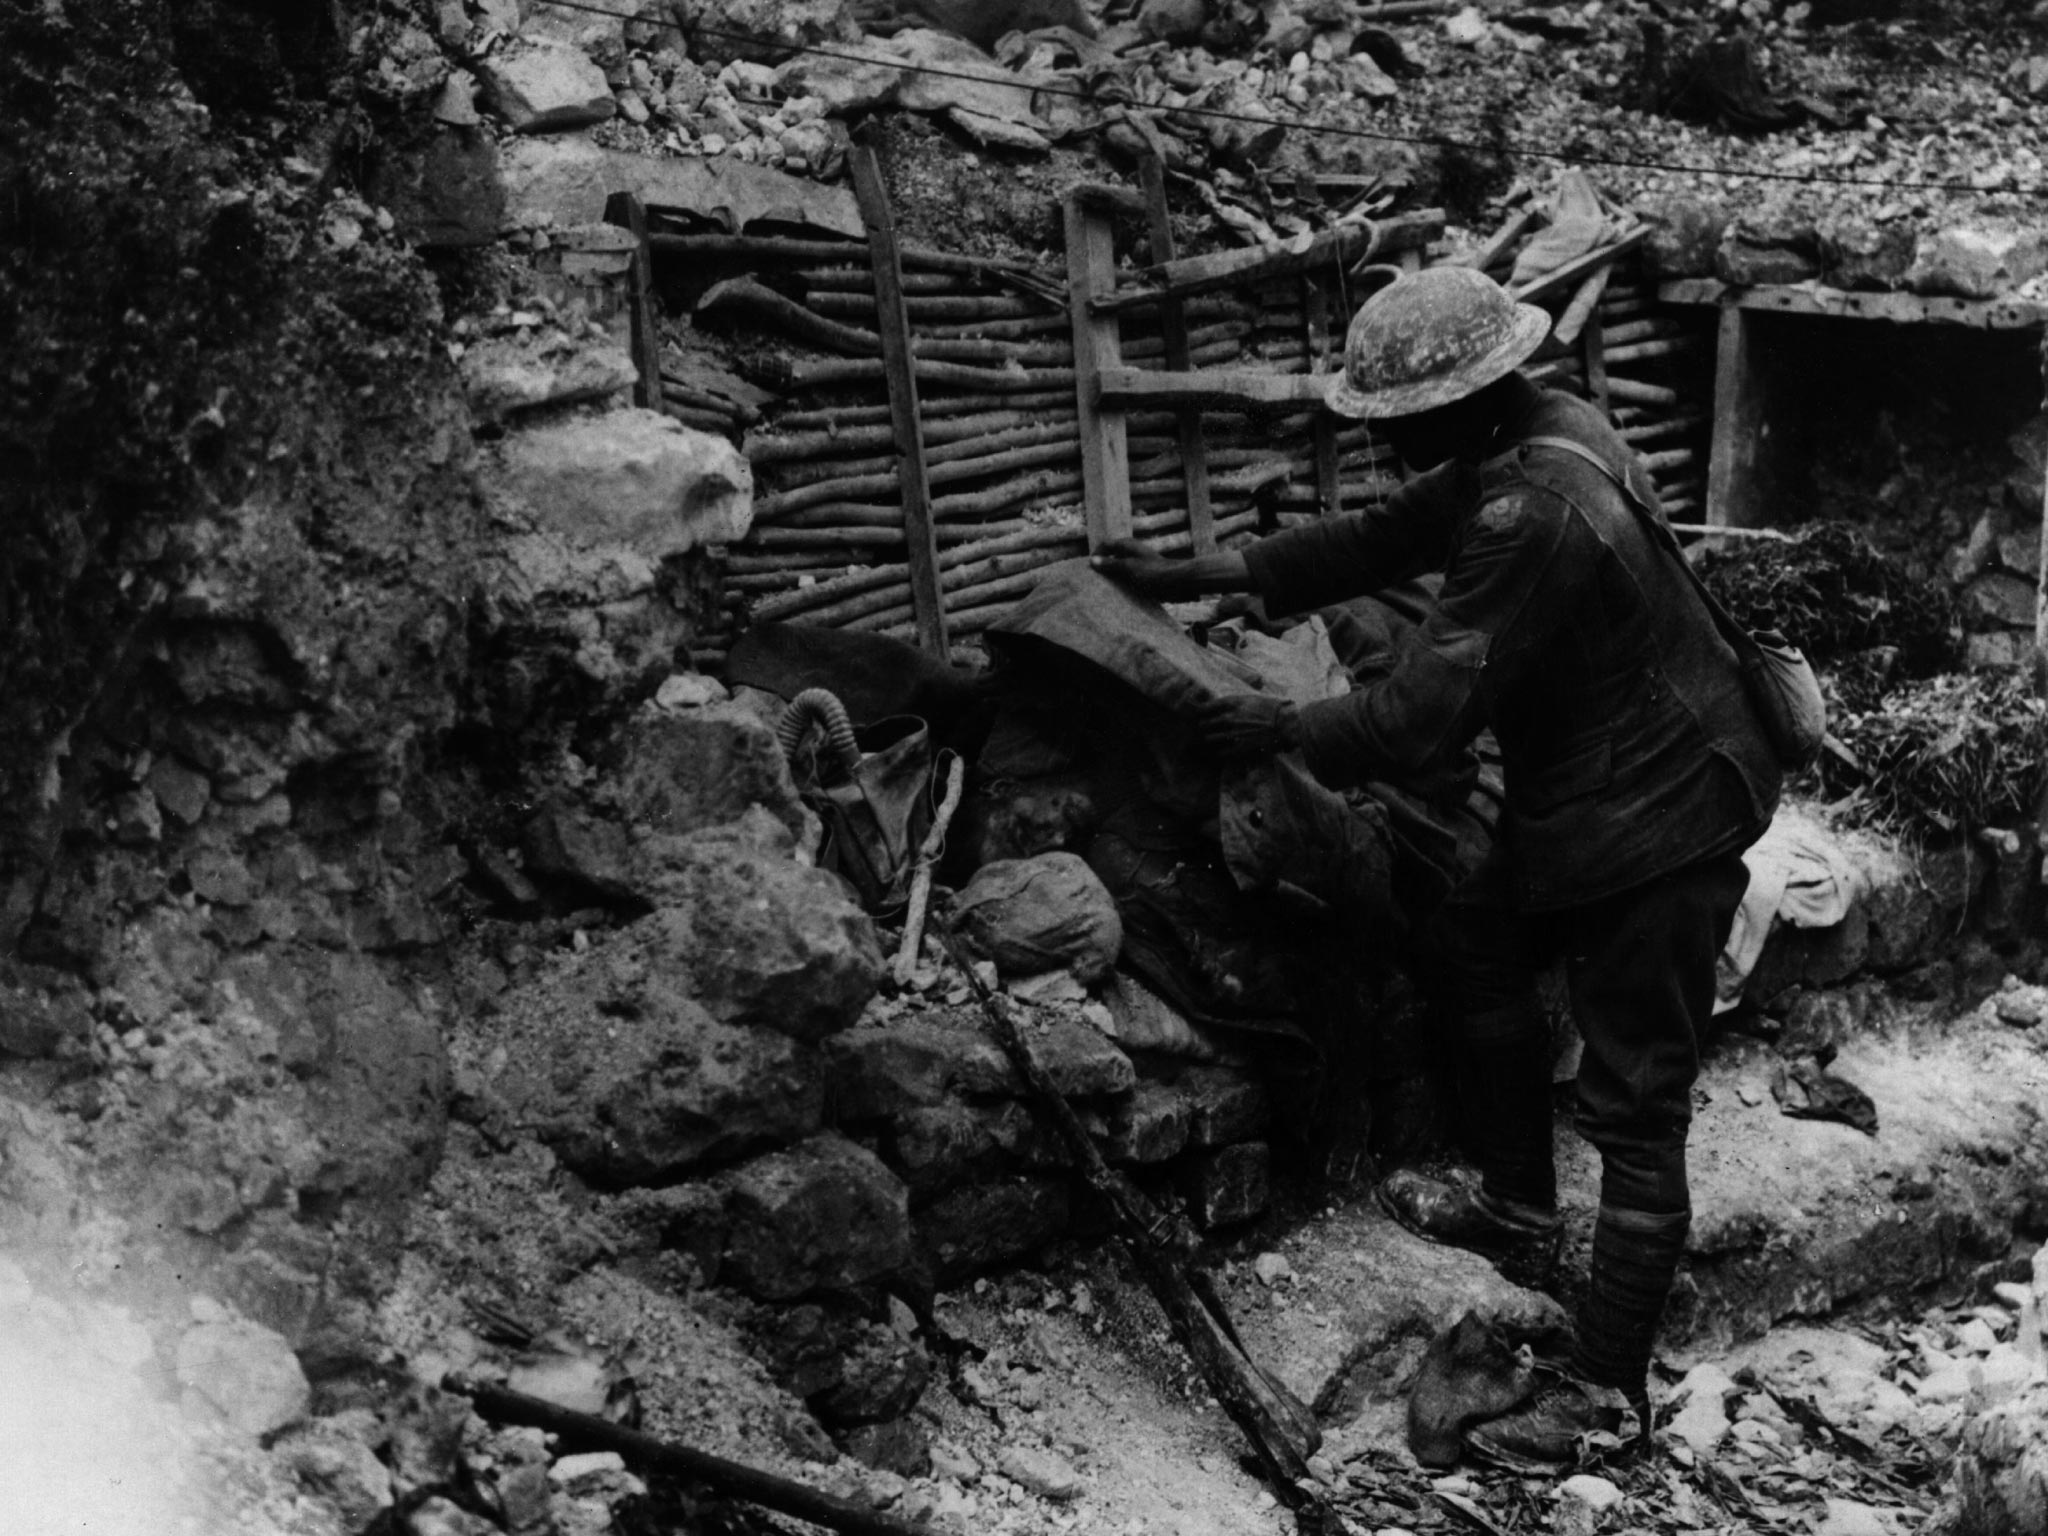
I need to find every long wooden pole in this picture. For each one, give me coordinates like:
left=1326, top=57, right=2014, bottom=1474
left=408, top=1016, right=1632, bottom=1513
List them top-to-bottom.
left=850, top=144, right=948, bottom=657
left=1142, top=157, right=1217, bottom=554
left=444, top=1376, right=939, bottom=1536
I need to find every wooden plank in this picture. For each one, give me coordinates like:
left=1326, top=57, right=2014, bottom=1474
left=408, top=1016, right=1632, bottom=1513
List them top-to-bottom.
left=849, top=145, right=948, bottom=656
left=1142, top=157, right=1215, bottom=553
left=603, top=192, right=663, bottom=411
left=1064, top=196, right=1133, bottom=549
left=1456, top=205, right=1541, bottom=274
left=1093, top=211, right=1445, bottom=315
left=1509, top=227, right=1647, bottom=306
left=1303, top=273, right=1341, bottom=517
left=1658, top=277, right=2048, bottom=330
left=1705, top=305, right=1757, bottom=528
left=1097, top=368, right=1332, bottom=410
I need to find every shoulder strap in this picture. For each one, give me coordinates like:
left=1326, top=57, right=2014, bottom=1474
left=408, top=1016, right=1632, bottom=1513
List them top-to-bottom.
left=1520, top=434, right=1761, bottom=662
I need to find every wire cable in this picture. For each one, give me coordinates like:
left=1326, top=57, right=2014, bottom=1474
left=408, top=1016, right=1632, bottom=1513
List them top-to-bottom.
left=514, top=0, right=2048, bottom=198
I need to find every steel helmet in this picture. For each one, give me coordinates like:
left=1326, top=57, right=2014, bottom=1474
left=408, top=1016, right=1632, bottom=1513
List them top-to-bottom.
left=1324, top=264, right=1551, bottom=420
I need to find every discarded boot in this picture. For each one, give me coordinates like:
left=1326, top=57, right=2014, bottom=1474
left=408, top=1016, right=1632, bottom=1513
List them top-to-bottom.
left=1375, top=1169, right=1561, bottom=1285
left=1463, top=1373, right=1626, bottom=1474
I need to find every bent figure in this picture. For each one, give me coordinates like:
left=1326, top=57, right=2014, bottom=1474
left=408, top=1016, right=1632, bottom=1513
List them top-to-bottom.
left=1095, top=264, right=1780, bottom=1472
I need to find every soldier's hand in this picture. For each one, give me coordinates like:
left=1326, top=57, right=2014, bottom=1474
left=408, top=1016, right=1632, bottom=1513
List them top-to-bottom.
left=1089, top=539, right=1204, bottom=601
left=1196, top=693, right=1300, bottom=760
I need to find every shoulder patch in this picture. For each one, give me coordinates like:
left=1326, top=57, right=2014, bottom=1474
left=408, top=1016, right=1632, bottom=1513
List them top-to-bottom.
left=1474, top=489, right=1532, bottom=535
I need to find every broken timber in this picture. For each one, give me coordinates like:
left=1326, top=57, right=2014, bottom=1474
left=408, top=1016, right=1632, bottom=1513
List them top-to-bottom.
left=850, top=144, right=947, bottom=654
left=1093, top=211, right=1443, bottom=315
left=444, top=1375, right=940, bottom=1536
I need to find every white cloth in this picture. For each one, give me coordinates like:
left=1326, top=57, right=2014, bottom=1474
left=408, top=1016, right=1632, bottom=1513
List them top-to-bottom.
left=1715, top=805, right=1870, bottom=1013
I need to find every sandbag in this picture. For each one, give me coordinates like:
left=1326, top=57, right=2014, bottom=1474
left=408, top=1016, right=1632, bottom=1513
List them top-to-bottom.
left=953, top=851, right=1123, bottom=983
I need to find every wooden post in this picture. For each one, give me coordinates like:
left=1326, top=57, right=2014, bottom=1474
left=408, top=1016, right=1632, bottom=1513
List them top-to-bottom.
left=849, top=145, right=949, bottom=656
left=1140, top=158, right=1216, bottom=553
left=603, top=191, right=662, bottom=411
left=1064, top=194, right=1133, bottom=550
left=1304, top=272, right=1341, bottom=517
left=1705, top=304, right=1760, bottom=528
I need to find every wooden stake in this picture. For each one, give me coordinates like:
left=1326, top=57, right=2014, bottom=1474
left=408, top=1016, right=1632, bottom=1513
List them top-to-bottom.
left=852, top=142, right=947, bottom=656
left=1143, top=157, right=1216, bottom=554
left=603, top=191, right=662, bottom=411
left=1064, top=193, right=1133, bottom=549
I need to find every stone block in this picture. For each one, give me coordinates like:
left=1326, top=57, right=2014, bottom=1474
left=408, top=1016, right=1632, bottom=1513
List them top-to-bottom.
left=480, top=43, right=616, bottom=133
left=369, top=126, right=505, bottom=249
left=499, top=135, right=861, bottom=236
left=1639, top=197, right=1730, bottom=280
left=1717, top=216, right=1823, bottom=286
left=1821, top=219, right=1916, bottom=291
left=1907, top=225, right=2048, bottom=300
left=461, top=334, right=637, bottom=425
left=486, top=408, right=751, bottom=561
left=1998, top=524, right=2041, bottom=576
left=1964, top=573, right=2038, bottom=631
left=1968, top=631, right=2032, bottom=671
left=606, top=705, right=806, bottom=844
left=149, top=756, right=212, bottom=826
left=521, top=802, right=637, bottom=903
left=631, top=837, right=883, bottom=1041
left=1865, top=842, right=1980, bottom=972
left=0, top=973, right=91, bottom=1059
left=495, top=985, right=822, bottom=1186
left=824, top=1015, right=1133, bottom=1121
left=1014, top=1016, right=1136, bottom=1097
left=825, top=1020, right=1014, bottom=1120
left=1179, top=1066, right=1273, bottom=1147
left=1100, top=1081, right=1190, bottom=1164
left=884, top=1105, right=1048, bottom=1204
left=722, top=1134, right=913, bottom=1300
left=1185, top=1142, right=1270, bottom=1229
left=914, top=1176, right=1071, bottom=1282
left=176, top=1315, right=311, bottom=1437
left=813, top=1324, right=931, bottom=1426
left=275, top=1415, right=395, bottom=1529
left=838, top=1418, right=931, bottom=1478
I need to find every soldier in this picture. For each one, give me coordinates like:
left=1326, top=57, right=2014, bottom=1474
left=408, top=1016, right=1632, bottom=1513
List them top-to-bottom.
left=1094, top=264, right=1780, bottom=1470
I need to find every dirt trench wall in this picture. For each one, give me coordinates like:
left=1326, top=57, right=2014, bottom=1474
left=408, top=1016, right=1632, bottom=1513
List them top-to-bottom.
left=0, top=0, right=740, bottom=1355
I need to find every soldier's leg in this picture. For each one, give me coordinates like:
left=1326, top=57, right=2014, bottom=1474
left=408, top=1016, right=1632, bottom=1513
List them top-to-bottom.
left=1466, top=849, right=1748, bottom=1471
left=1565, top=850, right=1751, bottom=1397
left=1379, top=883, right=1561, bottom=1266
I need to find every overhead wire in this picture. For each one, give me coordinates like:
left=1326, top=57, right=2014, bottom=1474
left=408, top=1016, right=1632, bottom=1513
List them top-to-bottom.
left=514, top=0, right=2048, bottom=199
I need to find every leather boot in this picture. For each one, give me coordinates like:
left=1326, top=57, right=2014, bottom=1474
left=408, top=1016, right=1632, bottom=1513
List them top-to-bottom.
left=1375, top=1168, right=1562, bottom=1287
left=1465, top=1371, right=1628, bottom=1473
